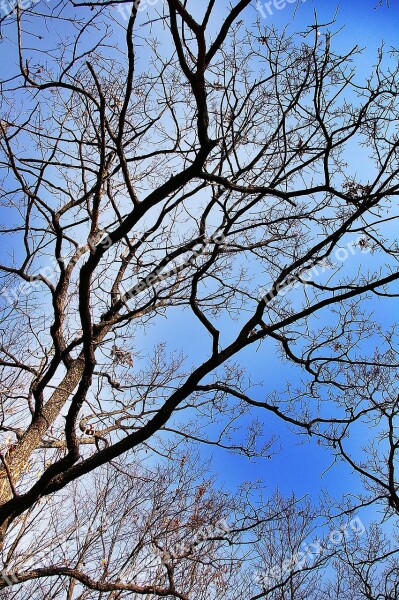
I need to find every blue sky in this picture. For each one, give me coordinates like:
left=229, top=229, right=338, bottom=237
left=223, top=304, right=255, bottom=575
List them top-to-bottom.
left=1, top=0, right=398, bottom=521
left=138, top=0, right=399, bottom=515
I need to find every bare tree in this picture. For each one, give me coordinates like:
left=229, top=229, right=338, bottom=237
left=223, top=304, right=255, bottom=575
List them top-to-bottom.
left=0, top=0, right=398, bottom=595
left=2, top=451, right=396, bottom=599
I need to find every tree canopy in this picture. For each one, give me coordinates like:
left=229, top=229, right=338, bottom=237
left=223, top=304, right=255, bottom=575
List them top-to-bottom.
left=0, top=0, right=398, bottom=597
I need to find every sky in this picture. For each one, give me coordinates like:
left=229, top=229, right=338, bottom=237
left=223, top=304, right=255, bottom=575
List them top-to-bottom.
left=1, top=0, right=398, bottom=527
left=132, top=0, right=399, bottom=503
left=144, top=0, right=399, bottom=526
left=206, top=3, right=399, bottom=525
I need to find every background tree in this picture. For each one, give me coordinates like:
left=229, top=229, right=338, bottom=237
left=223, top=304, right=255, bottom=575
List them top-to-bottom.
left=0, top=0, right=398, bottom=595
left=1, top=452, right=398, bottom=599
